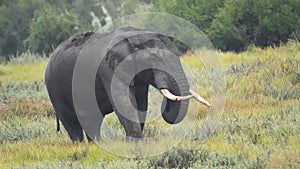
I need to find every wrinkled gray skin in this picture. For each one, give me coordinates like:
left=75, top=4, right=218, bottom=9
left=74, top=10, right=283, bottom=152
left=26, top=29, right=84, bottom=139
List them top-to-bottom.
left=45, top=27, right=190, bottom=142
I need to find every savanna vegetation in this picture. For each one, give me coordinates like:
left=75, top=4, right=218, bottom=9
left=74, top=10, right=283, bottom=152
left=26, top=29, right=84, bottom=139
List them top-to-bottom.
left=0, top=0, right=300, bottom=168
left=0, top=0, right=299, bottom=58
left=0, top=42, right=299, bottom=168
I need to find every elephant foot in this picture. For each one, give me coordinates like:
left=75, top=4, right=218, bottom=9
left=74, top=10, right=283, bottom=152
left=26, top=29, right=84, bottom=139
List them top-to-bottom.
left=69, top=131, right=84, bottom=143
left=126, top=131, right=144, bottom=142
left=85, top=132, right=102, bottom=143
left=86, top=135, right=95, bottom=143
left=126, top=136, right=144, bottom=142
left=72, top=139, right=83, bottom=144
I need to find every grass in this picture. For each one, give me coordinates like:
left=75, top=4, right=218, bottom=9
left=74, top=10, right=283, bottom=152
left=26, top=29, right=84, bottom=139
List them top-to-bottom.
left=0, top=41, right=299, bottom=168
left=0, top=51, right=48, bottom=83
left=0, top=62, right=47, bottom=83
left=0, top=140, right=121, bottom=167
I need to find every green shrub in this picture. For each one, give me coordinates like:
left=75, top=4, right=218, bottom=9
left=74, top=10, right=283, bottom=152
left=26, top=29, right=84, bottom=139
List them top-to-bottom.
left=208, top=0, right=300, bottom=51
left=24, top=6, right=78, bottom=55
left=8, top=51, right=47, bottom=65
left=0, top=81, right=48, bottom=105
left=0, top=118, right=54, bottom=144
left=148, top=147, right=269, bottom=169
left=149, top=148, right=209, bottom=169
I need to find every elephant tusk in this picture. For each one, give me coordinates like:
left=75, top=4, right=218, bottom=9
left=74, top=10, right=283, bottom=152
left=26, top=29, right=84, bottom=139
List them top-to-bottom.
left=160, top=89, right=193, bottom=101
left=189, top=89, right=211, bottom=107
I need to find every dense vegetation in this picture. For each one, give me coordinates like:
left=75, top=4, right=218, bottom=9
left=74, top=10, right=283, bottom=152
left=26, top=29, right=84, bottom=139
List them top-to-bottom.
left=0, top=0, right=299, bottom=58
left=153, top=0, right=300, bottom=51
left=0, top=42, right=299, bottom=168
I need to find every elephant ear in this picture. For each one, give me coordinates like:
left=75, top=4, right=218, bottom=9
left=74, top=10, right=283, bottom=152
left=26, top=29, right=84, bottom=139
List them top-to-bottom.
left=105, top=37, right=134, bottom=69
left=104, top=38, right=136, bottom=86
left=105, top=50, right=118, bottom=69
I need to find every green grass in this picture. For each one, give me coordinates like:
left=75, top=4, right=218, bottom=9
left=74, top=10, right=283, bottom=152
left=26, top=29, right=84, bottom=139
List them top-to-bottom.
left=0, top=42, right=299, bottom=168
left=0, top=51, right=48, bottom=83
left=0, top=62, right=47, bottom=82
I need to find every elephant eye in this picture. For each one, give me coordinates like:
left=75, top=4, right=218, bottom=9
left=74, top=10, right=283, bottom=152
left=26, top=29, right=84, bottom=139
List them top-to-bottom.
left=150, top=54, right=156, bottom=61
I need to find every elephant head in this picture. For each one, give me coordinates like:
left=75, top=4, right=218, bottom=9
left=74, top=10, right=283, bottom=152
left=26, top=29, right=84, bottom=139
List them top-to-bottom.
left=104, top=28, right=211, bottom=125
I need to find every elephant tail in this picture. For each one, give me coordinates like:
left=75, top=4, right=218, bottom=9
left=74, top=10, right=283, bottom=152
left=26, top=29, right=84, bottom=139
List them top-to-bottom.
left=56, top=115, right=60, bottom=132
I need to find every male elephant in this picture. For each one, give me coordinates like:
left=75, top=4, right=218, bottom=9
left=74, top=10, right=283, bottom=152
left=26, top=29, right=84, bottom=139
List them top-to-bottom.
left=45, top=27, right=210, bottom=142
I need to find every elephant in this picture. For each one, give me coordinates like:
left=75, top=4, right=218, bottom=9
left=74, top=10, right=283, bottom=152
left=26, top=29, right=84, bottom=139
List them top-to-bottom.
left=45, top=27, right=211, bottom=142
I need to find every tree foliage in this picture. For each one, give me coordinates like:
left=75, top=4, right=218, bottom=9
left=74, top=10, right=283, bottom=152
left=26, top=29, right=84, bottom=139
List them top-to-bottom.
left=0, top=0, right=299, bottom=58
left=0, top=0, right=46, bottom=57
left=0, top=0, right=150, bottom=58
left=152, top=0, right=224, bottom=32
left=153, top=0, right=300, bottom=51
left=208, top=0, right=300, bottom=51
left=24, top=7, right=78, bottom=55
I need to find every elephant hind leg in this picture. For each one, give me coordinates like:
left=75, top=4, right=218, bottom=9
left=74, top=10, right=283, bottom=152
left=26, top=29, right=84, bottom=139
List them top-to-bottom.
left=55, top=104, right=84, bottom=142
left=63, top=118, right=84, bottom=143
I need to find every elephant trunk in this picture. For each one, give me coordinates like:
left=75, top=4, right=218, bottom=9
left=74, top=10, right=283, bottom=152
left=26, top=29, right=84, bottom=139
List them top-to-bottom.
left=153, top=67, right=190, bottom=124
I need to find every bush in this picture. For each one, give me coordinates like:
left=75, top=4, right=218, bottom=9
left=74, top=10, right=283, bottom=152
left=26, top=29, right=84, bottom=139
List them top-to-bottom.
left=0, top=0, right=47, bottom=57
left=152, top=0, right=300, bottom=51
left=208, top=0, right=300, bottom=51
left=24, top=7, right=78, bottom=55
left=7, top=51, right=47, bottom=64
left=0, top=81, right=48, bottom=105
left=0, top=118, right=54, bottom=144
left=148, top=147, right=269, bottom=169
left=149, top=148, right=203, bottom=169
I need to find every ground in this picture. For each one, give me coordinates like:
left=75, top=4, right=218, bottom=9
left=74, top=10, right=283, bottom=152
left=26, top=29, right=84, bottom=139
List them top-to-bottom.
left=0, top=42, right=299, bottom=168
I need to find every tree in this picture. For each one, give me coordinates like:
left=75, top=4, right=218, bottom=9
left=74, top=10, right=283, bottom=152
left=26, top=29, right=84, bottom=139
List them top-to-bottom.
left=0, top=0, right=46, bottom=57
left=0, top=0, right=153, bottom=59
left=150, top=0, right=225, bottom=52
left=151, top=0, right=224, bottom=33
left=152, top=0, right=300, bottom=51
left=207, top=0, right=246, bottom=51
left=208, top=0, right=300, bottom=51
left=0, top=5, right=14, bottom=59
left=24, top=7, right=78, bottom=55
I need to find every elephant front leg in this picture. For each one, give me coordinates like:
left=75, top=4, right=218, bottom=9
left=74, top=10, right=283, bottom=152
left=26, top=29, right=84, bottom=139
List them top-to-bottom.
left=133, top=83, right=149, bottom=131
left=114, top=84, right=148, bottom=141
left=115, top=109, right=144, bottom=141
